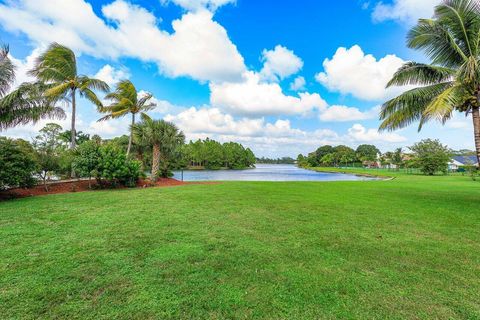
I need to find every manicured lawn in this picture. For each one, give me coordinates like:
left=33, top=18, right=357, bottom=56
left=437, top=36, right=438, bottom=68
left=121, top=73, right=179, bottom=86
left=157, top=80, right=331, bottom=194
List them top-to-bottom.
left=1, top=173, right=480, bottom=319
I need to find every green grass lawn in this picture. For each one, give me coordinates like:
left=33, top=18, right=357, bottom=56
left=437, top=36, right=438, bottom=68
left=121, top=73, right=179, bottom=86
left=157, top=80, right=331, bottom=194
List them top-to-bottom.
left=1, top=172, right=480, bottom=319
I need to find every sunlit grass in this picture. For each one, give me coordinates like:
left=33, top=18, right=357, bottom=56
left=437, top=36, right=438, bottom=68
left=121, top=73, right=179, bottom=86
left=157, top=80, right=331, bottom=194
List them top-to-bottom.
left=1, top=174, right=480, bottom=318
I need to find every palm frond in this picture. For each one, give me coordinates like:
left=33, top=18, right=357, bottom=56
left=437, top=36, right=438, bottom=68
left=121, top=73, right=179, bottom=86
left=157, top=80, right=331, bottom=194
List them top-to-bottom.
left=0, top=44, right=16, bottom=97
left=387, top=62, right=455, bottom=87
left=0, top=82, right=66, bottom=130
left=379, top=82, right=453, bottom=131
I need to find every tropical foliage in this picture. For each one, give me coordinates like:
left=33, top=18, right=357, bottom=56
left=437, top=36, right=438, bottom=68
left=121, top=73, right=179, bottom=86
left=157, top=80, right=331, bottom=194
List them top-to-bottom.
left=379, top=0, right=480, bottom=164
left=29, top=43, right=109, bottom=149
left=0, top=45, right=65, bottom=130
left=99, top=80, right=156, bottom=156
left=132, top=119, right=185, bottom=180
left=0, top=137, right=37, bottom=190
left=179, top=138, right=256, bottom=170
left=409, top=139, right=452, bottom=175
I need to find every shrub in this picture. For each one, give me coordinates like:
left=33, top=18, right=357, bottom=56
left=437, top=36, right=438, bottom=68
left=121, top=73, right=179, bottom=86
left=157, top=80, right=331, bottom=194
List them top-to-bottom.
left=0, top=137, right=37, bottom=190
left=97, top=144, right=142, bottom=187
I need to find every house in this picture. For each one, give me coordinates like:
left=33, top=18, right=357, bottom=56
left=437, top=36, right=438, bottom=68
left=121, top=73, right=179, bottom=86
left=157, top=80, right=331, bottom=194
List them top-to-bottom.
left=449, top=155, right=478, bottom=170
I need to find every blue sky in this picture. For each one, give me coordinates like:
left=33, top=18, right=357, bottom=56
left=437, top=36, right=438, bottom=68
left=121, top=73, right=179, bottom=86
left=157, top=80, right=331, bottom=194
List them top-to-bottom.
left=0, top=0, right=473, bottom=157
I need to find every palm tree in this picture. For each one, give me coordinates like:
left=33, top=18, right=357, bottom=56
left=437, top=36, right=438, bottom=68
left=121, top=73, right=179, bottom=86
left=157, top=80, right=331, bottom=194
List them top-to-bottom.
left=379, top=0, right=480, bottom=163
left=29, top=43, right=109, bottom=149
left=0, top=44, right=65, bottom=130
left=0, top=45, right=15, bottom=97
left=98, top=80, right=156, bottom=157
left=0, top=82, right=66, bottom=130
left=132, top=119, right=185, bottom=181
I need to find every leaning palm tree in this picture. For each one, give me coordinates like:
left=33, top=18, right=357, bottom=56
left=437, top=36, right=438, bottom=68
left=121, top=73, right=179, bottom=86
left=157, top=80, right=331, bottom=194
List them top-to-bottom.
left=379, top=0, right=480, bottom=163
left=29, top=43, right=109, bottom=149
left=0, top=45, right=15, bottom=97
left=0, top=45, right=65, bottom=130
left=98, top=80, right=156, bottom=157
left=0, top=82, right=65, bottom=130
left=132, top=119, right=185, bottom=181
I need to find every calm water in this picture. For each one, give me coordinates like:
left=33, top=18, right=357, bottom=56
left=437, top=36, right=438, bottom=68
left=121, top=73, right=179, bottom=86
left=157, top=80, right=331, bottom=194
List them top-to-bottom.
left=173, top=164, right=379, bottom=182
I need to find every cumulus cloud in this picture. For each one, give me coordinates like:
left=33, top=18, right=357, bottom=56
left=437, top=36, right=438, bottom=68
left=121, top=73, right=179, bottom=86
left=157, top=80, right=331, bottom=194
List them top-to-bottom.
left=0, top=0, right=246, bottom=83
left=161, top=0, right=235, bottom=11
left=372, top=0, right=438, bottom=24
left=260, top=45, right=303, bottom=82
left=315, top=45, right=406, bottom=101
left=8, top=47, right=42, bottom=88
left=93, top=64, right=130, bottom=87
left=210, top=71, right=327, bottom=116
left=290, top=76, right=306, bottom=91
left=319, top=105, right=380, bottom=122
left=164, top=106, right=407, bottom=156
left=347, top=123, right=406, bottom=143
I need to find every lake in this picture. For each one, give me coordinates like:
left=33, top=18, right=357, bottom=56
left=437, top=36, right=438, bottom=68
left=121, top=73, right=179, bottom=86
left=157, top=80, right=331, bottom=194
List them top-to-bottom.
left=172, top=164, right=380, bottom=182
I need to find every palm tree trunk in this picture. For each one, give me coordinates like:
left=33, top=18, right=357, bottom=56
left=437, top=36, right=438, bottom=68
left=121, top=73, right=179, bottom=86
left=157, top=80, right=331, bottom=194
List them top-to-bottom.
left=70, top=88, right=76, bottom=149
left=472, top=106, right=480, bottom=165
left=127, top=113, right=135, bottom=157
left=152, top=144, right=160, bottom=182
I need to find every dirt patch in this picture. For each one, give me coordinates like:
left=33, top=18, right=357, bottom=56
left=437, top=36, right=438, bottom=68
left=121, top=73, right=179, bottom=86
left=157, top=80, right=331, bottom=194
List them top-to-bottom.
left=0, top=178, right=215, bottom=201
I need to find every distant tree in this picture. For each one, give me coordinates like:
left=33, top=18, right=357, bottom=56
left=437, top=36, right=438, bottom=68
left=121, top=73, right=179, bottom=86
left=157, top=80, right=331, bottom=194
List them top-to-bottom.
left=32, top=123, right=64, bottom=191
left=59, top=130, right=90, bottom=147
left=0, top=137, right=37, bottom=190
left=409, top=139, right=451, bottom=175
left=72, top=140, right=101, bottom=188
left=356, top=144, right=380, bottom=163
left=315, top=145, right=334, bottom=163
left=333, top=145, right=356, bottom=167
left=392, top=148, right=404, bottom=170
left=320, top=153, right=335, bottom=167
left=297, top=154, right=308, bottom=167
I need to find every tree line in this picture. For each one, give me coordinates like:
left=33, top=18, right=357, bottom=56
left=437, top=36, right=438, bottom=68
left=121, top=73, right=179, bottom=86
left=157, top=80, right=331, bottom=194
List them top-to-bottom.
left=177, top=138, right=256, bottom=170
left=298, top=139, right=460, bottom=176
left=256, top=157, right=295, bottom=164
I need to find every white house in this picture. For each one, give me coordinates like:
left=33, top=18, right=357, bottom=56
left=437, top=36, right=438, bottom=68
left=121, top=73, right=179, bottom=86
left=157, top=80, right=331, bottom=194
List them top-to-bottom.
left=449, top=156, right=478, bottom=170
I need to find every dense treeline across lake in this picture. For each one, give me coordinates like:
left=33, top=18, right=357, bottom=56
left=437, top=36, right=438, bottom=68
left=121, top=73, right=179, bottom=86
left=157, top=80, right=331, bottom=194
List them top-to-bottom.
left=177, top=138, right=256, bottom=170
left=256, top=157, right=295, bottom=164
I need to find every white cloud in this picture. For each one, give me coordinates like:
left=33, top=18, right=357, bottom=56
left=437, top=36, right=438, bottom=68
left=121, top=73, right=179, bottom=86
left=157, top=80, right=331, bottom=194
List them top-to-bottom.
left=0, top=0, right=246, bottom=83
left=162, top=0, right=235, bottom=11
left=372, top=0, right=438, bottom=24
left=260, top=45, right=303, bottom=82
left=315, top=45, right=406, bottom=101
left=8, top=47, right=42, bottom=88
left=93, top=64, right=130, bottom=87
left=210, top=71, right=327, bottom=116
left=290, top=76, right=306, bottom=91
left=319, top=105, right=380, bottom=122
left=164, top=106, right=407, bottom=157
left=88, top=116, right=130, bottom=138
left=347, top=123, right=406, bottom=143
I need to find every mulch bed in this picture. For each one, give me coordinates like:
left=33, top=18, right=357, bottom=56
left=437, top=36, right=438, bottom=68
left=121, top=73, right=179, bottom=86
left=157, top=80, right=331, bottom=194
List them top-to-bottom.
left=0, top=178, right=211, bottom=200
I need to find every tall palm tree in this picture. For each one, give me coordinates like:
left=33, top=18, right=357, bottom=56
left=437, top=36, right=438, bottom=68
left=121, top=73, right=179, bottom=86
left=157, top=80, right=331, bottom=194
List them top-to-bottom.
left=379, top=0, right=480, bottom=163
left=29, top=43, right=109, bottom=149
left=0, top=45, right=15, bottom=97
left=98, top=80, right=156, bottom=157
left=132, top=119, right=185, bottom=181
